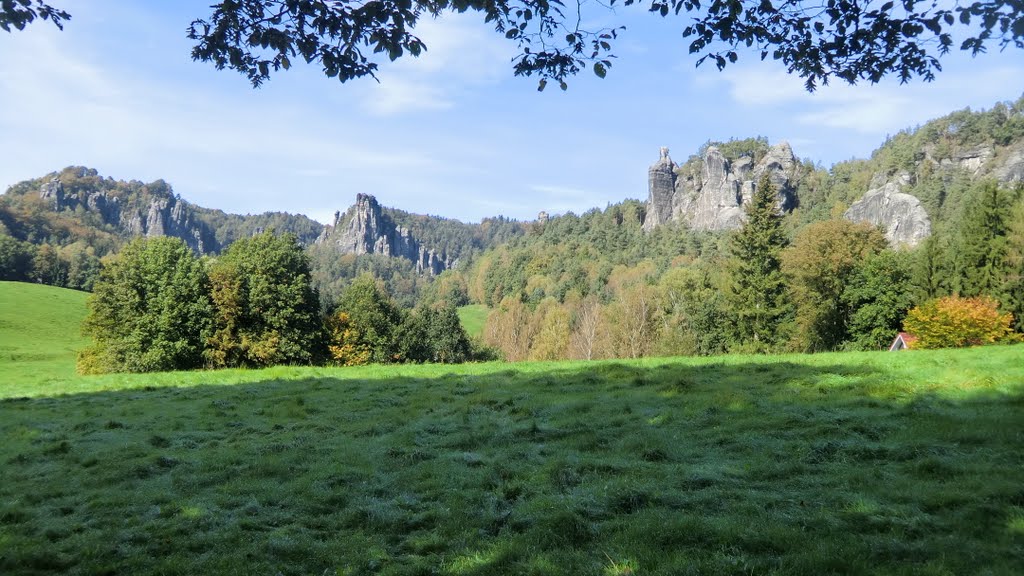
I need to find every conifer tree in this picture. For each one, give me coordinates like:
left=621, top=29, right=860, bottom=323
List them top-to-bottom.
left=726, top=175, right=791, bottom=351
left=955, top=181, right=1011, bottom=298
left=1004, top=197, right=1024, bottom=332
left=911, top=234, right=952, bottom=301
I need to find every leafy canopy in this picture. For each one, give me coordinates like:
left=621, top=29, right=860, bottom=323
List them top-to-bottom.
left=4, top=1, right=1021, bottom=90
left=206, top=231, right=325, bottom=368
left=78, top=237, right=212, bottom=374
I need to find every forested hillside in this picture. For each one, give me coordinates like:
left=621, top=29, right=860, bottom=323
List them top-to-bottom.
left=459, top=97, right=1024, bottom=359
left=2, top=98, right=1023, bottom=362
left=0, top=167, right=322, bottom=290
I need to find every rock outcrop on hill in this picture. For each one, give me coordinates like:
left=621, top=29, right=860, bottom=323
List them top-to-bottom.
left=994, top=141, right=1024, bottom=182
left=643, top=142, right=800, bottom=231
left=38, top=175, right=217, bottom=253
left=844, top=179, right=932, bottom=248
left=316, top=194, right=452, bottom=275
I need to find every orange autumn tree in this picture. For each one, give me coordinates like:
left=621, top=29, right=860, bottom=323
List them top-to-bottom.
left=903, top=296, right=1018, bottom=349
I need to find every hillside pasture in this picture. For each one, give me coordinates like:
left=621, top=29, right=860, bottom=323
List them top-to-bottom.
left=0, top=281, right=89, bottom=389
left=457, top=304, right=489, bottom=340
left=2, top=346, right=1023, bottom=575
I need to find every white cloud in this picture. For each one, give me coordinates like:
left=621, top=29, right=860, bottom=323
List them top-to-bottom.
left=357, top=13, right=514, bottom=116
left=0, top=25, right=451, bottom=211
left=713, top=60, right=1024, bottom=141
left=362, top=77, right=454, bottom=116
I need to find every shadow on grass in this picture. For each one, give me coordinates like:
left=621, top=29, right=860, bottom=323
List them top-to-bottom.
left=2, top=358, right=1023, bottom=575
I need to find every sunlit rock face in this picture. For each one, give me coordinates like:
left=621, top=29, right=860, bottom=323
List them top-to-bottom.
left=994, top=141, right=1024, bottom=183
left=643, top=142, right=799, bottom=232
left=39, top=174, right=214, bottom=253
left=844, top=181, right=932, bottom=248
left=316, top=193, right=452, bottom=275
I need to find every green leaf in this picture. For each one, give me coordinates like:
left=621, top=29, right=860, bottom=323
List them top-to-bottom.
left=593, top=62, right=607, bottom=78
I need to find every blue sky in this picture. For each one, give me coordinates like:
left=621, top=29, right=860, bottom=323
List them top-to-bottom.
left=1, top=1, right=1021, bottom=223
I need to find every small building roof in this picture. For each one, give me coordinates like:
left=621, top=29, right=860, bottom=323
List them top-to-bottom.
left=889, top=332, right=918, bottom=351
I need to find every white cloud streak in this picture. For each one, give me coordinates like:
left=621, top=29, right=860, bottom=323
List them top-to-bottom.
left=357, top=14, right=514, bottom=116
left=718, top=62, right=1024, bottom=136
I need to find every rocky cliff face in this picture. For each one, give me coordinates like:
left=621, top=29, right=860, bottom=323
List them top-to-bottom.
left=844, top=138, right=1024, bottom=248
left=993, top=140, right=1024, bottom=182
left=643, top=142, right=800, bottom=232
left=38, top=176, right=217, bottom=253
left=844, top=177, right=932, bottom=248
left=316, top=194, right=453, bottom=275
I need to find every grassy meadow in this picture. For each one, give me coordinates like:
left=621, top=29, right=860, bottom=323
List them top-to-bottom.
left=0, top=281, right=89, bottom=388
left=2, top=282, right=1024, bottom=574
left=456, top=305, right=489, bottom=340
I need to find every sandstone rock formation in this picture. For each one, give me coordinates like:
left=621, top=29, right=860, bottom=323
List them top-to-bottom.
left=994, top=140, right=1024, bottom=183
left=643, top=142, right=800, bottom=232
left=921, top=143, right=995, bottom=175
left=38, top=175, right=215, bottom=253
left=844, top=181, right=931, bottom=248
left=316, top=194, right=453, bottom=275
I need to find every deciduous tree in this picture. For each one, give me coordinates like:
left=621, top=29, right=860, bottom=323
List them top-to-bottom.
left=782, top=219, right=887, bottom=351
left=206, top=231, right=325, bottom=368
left=78, top=237, right=212, bottom=373
left=842, top=249, right=917, bottom=350
left=332, top=274, right=402, bottom=364
left=568, top=295, right=602, bottom=360
left=903, top=296, right=1017, bottom=349
left=529, top=299, right=571, bottom=360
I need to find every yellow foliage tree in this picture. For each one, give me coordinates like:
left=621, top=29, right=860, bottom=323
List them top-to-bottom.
left=903, top=296, right=1018, bottom=349
left=327, top=311, right=372, bottom=366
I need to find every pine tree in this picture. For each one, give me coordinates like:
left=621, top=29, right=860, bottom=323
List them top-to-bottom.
left=727, top=175, right=792, bottom=351
left=955, top=181, right=1012, bottom=298
left=1004, top=197, right=1024, bottom=332
left=910, top=233, right=952, bottom=300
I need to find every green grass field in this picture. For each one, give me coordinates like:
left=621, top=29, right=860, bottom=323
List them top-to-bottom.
left=0, top=281, right=89, bottom=388
left=2, top=282, right=1023, bottom=574
left=457, top=304, right=488, bottom=340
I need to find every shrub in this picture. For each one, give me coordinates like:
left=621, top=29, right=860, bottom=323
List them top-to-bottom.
left=903, top=296, right=1018, bottom=349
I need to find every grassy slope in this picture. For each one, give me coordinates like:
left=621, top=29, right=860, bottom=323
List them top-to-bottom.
left=0, top=281, right=89, bottom=389
left=457, top=304, right=488, bottom=339
left=2, top=346, right=1023, bottom=575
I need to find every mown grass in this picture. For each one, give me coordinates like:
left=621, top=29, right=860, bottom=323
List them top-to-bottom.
left=0, top=281, right=89, bottom=388
left=457, top=305, right=488, bottom=339
left=2, top=344, right=1023, bottom=575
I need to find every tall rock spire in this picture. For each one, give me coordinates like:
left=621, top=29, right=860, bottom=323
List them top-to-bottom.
left=643, top=147, right=677, bottom=231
